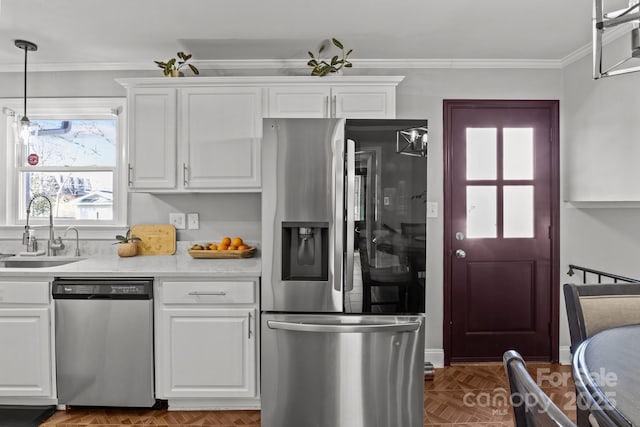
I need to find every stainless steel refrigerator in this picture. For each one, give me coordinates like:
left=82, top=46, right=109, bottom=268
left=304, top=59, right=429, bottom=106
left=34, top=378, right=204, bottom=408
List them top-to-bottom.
left=261, top=118, right=427, bottom=427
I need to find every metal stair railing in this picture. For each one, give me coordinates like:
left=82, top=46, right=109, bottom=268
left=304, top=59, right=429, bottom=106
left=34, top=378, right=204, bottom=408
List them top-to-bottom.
left=567, top=264, right=640, bottom=284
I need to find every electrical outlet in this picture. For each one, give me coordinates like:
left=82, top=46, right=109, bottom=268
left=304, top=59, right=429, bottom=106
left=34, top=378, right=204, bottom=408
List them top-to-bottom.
left=169, top=213, right=186, bottom=229
left=187, top=213, right=199, bottom=229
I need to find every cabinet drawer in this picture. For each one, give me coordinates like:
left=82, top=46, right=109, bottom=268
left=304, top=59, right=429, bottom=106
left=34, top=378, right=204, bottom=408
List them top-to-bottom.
left=0, top=281, right=49, bottom=304
left=162, top=281, right=255, bottom=305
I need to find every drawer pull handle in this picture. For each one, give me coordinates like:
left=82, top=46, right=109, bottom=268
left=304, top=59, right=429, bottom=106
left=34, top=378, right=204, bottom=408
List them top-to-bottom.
left=188, top=291, right=227, bottom=296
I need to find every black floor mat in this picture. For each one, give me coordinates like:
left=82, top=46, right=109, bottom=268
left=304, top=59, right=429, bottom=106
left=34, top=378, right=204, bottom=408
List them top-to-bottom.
left=0, top=405, right=57, bottom=427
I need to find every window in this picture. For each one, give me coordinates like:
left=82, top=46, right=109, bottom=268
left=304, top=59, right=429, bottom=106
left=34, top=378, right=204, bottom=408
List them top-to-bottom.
left=2, top=98, right=126, bottom=232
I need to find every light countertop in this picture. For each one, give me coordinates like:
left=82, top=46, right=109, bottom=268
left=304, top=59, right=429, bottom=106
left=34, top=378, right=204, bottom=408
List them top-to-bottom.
left=0, top=251, right=261, bottom=278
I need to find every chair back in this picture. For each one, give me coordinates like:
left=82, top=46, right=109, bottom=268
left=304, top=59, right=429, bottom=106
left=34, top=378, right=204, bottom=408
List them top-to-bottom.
left=400, top=222, right=426, bottom=238
left=357, top=236, right=411, bottom=312
left=563, top=283, right=640, bottom=353
left=503, top=350, right=575, bottom=427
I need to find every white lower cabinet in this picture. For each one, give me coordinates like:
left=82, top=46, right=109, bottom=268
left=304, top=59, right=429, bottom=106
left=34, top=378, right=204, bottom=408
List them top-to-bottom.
left=156, top=279, right=258, bottom=406
left=0, top=280, right=53, bottom=398
left=159, top=307, right=256, bottom=398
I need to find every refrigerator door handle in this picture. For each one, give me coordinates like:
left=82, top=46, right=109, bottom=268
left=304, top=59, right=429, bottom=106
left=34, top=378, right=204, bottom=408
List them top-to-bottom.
left=333, top=135, right=346, bottom=292
left=345, top=138, right=356, bottom=292
left=267, top=320, right=421, bottom=333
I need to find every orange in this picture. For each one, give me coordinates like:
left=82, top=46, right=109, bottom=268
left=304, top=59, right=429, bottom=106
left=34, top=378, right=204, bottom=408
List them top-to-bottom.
left=221, top=237, right=231, bottom=246
left=231, top=237, right=243, bottom=247
left=208, top=244, right=218, bottom=250
left=217, top=244, right=229, bottom=251
left=238, top=244, right=249, bottom=250
left=228, top=245, right=238, bottom=250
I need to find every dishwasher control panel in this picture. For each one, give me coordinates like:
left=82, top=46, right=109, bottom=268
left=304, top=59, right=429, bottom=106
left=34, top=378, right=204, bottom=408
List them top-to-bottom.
left=52, top=278, right=153, bottom=299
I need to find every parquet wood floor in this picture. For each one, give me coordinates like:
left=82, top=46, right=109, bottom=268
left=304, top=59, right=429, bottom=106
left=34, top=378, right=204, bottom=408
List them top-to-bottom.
left=40, top=363, right=574, bottom=427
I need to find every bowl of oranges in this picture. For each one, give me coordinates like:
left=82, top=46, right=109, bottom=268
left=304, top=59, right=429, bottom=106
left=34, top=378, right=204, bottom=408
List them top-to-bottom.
left=188, top=237, right=256, bottom=259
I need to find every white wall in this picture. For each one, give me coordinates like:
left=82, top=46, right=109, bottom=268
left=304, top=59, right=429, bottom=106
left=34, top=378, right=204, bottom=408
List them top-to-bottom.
left=560, top=52, right=640, bottom=362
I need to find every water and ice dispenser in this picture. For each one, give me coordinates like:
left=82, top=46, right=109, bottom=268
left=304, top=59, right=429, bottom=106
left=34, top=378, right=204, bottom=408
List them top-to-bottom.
left=281, top=222, right=328, bottom=281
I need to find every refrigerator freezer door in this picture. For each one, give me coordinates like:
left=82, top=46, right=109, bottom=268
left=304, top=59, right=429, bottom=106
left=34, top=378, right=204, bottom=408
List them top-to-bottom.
left=262, top=118, right=346, bottom=312
left=261, top=313, right=425, bottom=427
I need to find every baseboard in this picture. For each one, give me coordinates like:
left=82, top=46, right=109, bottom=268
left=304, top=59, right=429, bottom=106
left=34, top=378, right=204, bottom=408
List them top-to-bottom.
left=559, top=345, right=572, bottom=365
left=425, top=348, right=445, bottom=368
left=0, top=397, right=57, bottom=406
left=167, top=398, right=260, bottom=410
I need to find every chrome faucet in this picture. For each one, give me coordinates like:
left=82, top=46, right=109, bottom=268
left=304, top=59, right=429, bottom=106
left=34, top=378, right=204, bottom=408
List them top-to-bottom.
left=23, top=194, right=65, bottom=256
left=64, top=227, right=80, bottom=257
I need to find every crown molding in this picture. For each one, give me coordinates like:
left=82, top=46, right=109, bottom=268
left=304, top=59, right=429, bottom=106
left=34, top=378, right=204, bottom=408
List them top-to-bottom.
left=2, top=58, right=565, bottom=73
left=352, top=58, right=562, bottom=69
left=115, top=75, right=406, bottom=89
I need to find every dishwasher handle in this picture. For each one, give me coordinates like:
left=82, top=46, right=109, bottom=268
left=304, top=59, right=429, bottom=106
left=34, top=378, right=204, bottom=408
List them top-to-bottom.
left=267, top=320, right=421, bottom=333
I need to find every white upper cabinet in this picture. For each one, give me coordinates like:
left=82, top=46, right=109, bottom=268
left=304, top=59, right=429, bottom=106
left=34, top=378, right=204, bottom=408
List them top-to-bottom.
left=117, top=76, right=404, bottom=192
left=266, top=76, right=403, bottom=119
left=267, top=86, right=332, bottom=118
left=332, top=86, right=396, bottom=118
left=181, top=87, right=262, bottom=190
left=127, top=88, right=177, bottom=189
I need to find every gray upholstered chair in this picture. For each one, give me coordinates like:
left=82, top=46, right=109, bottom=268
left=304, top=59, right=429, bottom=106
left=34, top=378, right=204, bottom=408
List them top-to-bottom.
left=563, top=283, right=640, bottom=354
left=503, top=350, right=575, bottom=427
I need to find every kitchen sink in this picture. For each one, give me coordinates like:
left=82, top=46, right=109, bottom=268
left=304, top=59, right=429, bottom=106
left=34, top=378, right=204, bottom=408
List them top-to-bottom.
left=0, top=258, right=84, bottom=268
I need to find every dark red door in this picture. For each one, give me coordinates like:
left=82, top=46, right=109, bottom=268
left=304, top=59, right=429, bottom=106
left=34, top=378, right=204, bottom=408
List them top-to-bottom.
left=444, top=100, right=560, bottom=363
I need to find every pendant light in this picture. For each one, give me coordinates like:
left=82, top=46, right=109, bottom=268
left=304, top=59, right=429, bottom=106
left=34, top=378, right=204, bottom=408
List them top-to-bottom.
left=593, top=0, right=640, bottom=78
left=14, top=39, right=38, bottom=141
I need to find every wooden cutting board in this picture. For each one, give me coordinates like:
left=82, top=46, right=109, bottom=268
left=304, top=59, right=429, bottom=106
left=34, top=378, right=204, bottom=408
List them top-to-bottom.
left=131, top=224, right=176, bottom=255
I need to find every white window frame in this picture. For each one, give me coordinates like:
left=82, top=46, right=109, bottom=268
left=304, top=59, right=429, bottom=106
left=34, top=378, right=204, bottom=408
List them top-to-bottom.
left=1, top=98, right=127, bottom=239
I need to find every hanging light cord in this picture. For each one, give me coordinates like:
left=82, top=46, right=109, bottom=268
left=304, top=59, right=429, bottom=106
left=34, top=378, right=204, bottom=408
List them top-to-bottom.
left=15, top=40, right=37, bottom=123
left=22, top=44, right=28, bottom=120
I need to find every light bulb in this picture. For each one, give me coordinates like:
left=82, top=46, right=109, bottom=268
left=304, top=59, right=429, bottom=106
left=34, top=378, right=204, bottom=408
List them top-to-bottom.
left=19, top=118, right=31, bottom=144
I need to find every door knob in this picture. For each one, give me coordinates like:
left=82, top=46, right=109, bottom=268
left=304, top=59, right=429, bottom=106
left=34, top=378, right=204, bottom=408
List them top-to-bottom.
left=455, top=249, right=466, bottom=259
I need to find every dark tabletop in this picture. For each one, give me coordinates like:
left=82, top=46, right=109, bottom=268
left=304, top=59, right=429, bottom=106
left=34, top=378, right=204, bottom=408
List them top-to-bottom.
left=573, top=324, right=640, bottom=426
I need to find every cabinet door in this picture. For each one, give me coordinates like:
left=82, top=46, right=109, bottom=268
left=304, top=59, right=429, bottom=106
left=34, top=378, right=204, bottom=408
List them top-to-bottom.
left=266, top=86, right=331, bottom=118
left=332, top=86, right=396, bottom=118
left=128, top=88, right=177, bottom=189
left=181, top=88, right=262, bottom=190
left=159, top=307, right=256, bottom=398
left=0, top=308, right=51, bottom=396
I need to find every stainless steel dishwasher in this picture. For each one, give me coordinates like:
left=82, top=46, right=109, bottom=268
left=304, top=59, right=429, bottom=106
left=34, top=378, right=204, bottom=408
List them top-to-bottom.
left=53, top=278, right=155, bottom=407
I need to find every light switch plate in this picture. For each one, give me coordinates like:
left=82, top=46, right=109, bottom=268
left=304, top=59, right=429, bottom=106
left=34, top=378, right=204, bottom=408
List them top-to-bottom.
left=427, top=202, right=438, bottom=218
left=169, top=213, right=186, bottom=229
left=187, top=213, right=199, bottom=229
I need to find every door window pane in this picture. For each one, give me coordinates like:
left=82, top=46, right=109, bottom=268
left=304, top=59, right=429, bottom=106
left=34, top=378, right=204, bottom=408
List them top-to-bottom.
left=466, top=128, right=497, bottom=180
left=503, top=128, right=533, bottom=180
left=467, top=186, right=497, bottom=238
left=504, top=186, right=534, bottom=238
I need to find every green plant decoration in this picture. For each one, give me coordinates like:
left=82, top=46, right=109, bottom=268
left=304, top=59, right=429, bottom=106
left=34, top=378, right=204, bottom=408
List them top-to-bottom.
left=307, top=38, right=353, bottom=76
left=154, top=52, right=200, bottom=77
left=114, top=228, right=141, bottom=244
